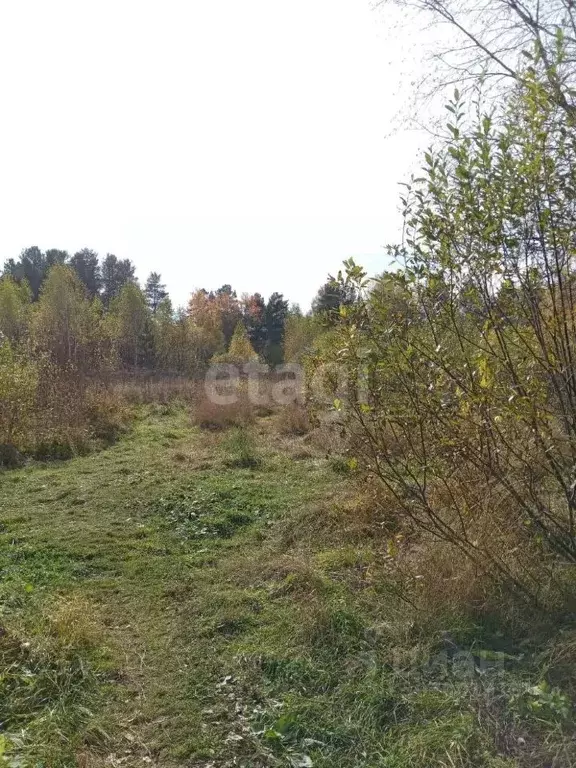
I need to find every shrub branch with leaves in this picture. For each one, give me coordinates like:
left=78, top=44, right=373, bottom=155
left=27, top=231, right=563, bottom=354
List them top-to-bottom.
left=324, top=50, right=576, bottom=607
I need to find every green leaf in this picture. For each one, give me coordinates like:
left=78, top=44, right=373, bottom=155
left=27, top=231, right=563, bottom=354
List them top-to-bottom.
left=274, top=714, right=298, bottom=734
left=263, top=729, right=282, bottom=743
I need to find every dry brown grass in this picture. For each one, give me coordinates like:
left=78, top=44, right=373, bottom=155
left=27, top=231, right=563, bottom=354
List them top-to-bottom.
left=189, top=374, right=296, bottom=429
left=84, top=386, right=131, bottom=442
left=191, top=393, right=256, bottom=430
left=277, top=403, right=310, bottom=435
left=303, top=420, right=347, bottom=456
left=343, top=448, right=576, bottom=632
left=277, top=492, right=382, bottom=551
left=383, top=502, right=574, bottom=640
left=394, top=536, right=493, bottom=622
left=224, top=549, right=328, bottom=596
left=46, top=595, right=108, bottom=651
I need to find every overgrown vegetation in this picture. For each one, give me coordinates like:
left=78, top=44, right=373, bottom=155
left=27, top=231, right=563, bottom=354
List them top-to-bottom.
left=2, top=2, right=576, bottom=766
left=316, top=51, right=576, bottom=613
left=0, top=253, right=325, bottom=464
left=0, top=407, right=574, bottom=766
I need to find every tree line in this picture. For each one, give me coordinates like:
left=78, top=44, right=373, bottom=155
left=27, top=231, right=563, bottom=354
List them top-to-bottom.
left=0, top=245, right=354, bottom=377
left=0, top=246, right=346, bottom=461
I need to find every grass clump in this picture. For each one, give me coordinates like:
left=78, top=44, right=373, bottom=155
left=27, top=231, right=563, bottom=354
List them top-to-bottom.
left=277, top=403, right=310, bottom=436
left=224, top=425, right=262, bottom=468
left=151, top=485, right=260, bottom=539
left=0, top=596, right=113, bottom=767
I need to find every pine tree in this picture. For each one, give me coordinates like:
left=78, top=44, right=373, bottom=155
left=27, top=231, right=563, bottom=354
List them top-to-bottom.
left=3, top=246, right=47, bottom=300
left=45, top=249, right=69, bottom=268
left=69, top=249, right=102, bottom=298
left=101, top=254, right=136, bottom=307
left=145, top=272, right=168, bottom=313
left=311, top=278, right=356, bottom=324
left=264, top=292, right=289, bottom=365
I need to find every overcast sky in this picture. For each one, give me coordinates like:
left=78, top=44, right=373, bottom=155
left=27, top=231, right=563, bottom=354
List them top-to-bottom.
left=0, top=0, right=427, bottom=309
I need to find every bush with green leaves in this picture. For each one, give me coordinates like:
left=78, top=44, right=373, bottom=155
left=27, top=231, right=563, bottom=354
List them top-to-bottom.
left=322, top=50, right=576, bottom=607
left=0, top=342, right=38, bottom=454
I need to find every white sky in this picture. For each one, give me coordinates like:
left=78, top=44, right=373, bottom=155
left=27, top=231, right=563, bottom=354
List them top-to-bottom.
left=0, top=0, right=428, bottom=309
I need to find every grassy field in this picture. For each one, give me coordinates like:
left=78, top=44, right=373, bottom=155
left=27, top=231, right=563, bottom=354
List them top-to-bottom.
left=0, top=405, right=575, bottom=767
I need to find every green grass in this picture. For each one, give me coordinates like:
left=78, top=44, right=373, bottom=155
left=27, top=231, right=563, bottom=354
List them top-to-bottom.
left=0, top=407, right=574, bottom=767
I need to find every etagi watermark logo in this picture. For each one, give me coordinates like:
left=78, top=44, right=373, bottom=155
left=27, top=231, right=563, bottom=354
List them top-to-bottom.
left=203, top=362, right=367, bottom=408
left=346, top=643, right=513, bottom=686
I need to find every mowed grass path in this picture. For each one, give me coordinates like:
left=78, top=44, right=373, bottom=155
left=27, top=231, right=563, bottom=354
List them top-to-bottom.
left=0, top=407, right=350, bottom=767
left=1, top=407, right=574, bottom=768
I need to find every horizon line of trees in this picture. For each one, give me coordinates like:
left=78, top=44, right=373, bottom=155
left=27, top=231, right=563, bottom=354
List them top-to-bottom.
left=0, top=245, right=353, bottom=375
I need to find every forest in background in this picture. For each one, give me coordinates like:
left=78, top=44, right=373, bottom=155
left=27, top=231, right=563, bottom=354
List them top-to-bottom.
left=0, top=246, right=349, bottom=462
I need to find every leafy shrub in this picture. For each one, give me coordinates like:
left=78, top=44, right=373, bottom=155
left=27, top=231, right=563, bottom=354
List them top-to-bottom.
left=319, top=71, right=576, bottom=608
left=0, top=342, right=38, bottom=450
left=0, top=348, right=131, bottom=464
left=31, top=437, right=79, bottom=461
left=0, top=444, right=25, bottom=470
left=510, top=680, right=572, bottom=724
